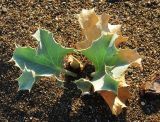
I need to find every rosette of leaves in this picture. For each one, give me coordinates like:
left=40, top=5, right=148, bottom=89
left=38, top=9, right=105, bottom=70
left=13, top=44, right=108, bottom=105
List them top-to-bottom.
left=11, top=9, right=142, bottom=116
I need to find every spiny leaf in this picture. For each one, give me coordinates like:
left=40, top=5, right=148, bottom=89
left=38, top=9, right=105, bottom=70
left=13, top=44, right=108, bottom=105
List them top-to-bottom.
left=76, top=8, right=121, bottom=49
left=13, top=29, right=74, bottom=90
left=13, top=29, right=74, bottom=76
left=32, top=29, right=74, bottom=70
left=79, top=32, right=140, bottom=115
left=80, top=33, right=141, bottom=79
left=80, top=33, right=114, bottom=78
left=13, top=47, right=57, bottom=75
left=111, top=58, right=142, bottom=79
left=17, top=67, right=35, bottom=91
left=74, top=70, right=129, bottom=115
left=95, top=72, right=130, bottom=115
left=74, top=73, right=119, bottom=95
left=92, top=73, right=119, bottom=94
left=75, top=78, right=93, bottom=93
left=99, top=87, right=130, bottom=116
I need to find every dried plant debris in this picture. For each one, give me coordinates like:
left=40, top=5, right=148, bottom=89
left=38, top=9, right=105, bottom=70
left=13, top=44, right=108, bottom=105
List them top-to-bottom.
left=76, top=8, right=121, bottom=49
left=67, top=55, right=84, bottom=70
left=141, top=73, right=160, bottom=95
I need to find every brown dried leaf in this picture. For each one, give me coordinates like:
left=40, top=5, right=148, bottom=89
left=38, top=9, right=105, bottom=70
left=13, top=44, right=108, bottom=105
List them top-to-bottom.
left=76, top=9, right=122, bottom=49
left=114, top=35, right=128, bottom=48
left=67, top=55, right=83, bottom=70
left=142, top=73, right=160, bottom=94
left=99, top=76, right=130, bottom=115
left=153, top=80, right=160, bottom=93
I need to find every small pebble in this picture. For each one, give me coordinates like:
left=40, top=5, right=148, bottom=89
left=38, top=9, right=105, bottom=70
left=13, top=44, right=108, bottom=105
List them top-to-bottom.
left=45, top=6, right=48, bottom=9
left=2, top=7, right=7, bottom=13
left=141, top=101, right=145, bottom=106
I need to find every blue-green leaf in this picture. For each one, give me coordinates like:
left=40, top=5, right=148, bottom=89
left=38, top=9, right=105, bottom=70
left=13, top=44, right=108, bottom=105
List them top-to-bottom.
left=13, top=29, right=75, bottom=90
left=13, top=29, right=74, bottom=76
left=33, top=29, right=74, bottom=68
left=80, top=33, right=141, bottom=79
left=13, top=47, right=57, bottom=75
left=17, top=68, right=35, bottom=91
left=74, top=72, right=119, bottom=95
left=92, top=73, right=119, bottom=94
left=74, top=78, right=93, bottom=93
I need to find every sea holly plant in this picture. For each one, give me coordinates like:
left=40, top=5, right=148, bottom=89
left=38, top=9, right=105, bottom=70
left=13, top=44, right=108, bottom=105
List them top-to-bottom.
left=11, top=9, right=142, bottom=115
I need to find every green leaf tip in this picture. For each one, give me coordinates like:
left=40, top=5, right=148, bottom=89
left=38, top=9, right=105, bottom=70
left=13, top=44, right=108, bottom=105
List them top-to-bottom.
left=17, top=67, right=35, bottom=91
left=92, top=72, right=119, bottom=94
left=74, top=78, right=93, bottom=93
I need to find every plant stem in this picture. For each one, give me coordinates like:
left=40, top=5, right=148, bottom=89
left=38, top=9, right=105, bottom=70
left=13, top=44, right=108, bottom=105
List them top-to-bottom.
left=62, top=69, right=77, bottom=77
